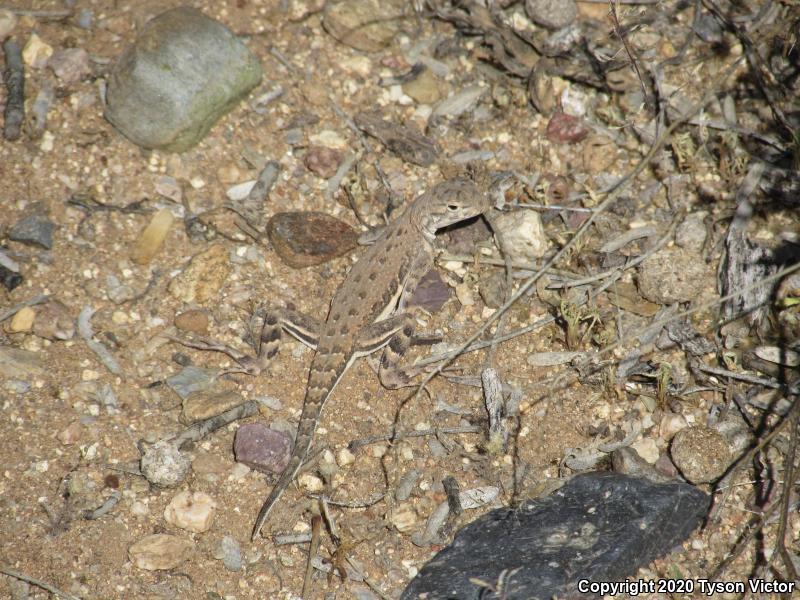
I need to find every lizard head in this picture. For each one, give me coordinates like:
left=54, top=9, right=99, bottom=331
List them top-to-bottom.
left=416, top=178, right=492, bottom=236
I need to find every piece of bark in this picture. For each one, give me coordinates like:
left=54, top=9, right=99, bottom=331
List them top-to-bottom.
left=3, top=38, right=25, bottom=141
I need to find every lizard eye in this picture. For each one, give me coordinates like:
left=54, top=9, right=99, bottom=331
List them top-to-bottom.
left=447, top=204, right=460, bottom=211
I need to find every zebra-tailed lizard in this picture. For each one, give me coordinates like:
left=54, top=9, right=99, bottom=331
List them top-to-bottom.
left=178, top=178, right=490, bottom=540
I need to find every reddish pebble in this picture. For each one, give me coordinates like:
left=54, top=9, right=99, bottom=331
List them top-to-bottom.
left=545, top=112, right=588, bottom=144
left=304, top=145, right=342, bottom=178
left=234, top=423, right=292, bottom=474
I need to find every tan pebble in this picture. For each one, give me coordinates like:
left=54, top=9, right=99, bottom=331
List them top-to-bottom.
left=0, top=10, right=17, bottom=38
left=22, top=33, right=53, bottom=68
left=402, top=68, right=441, bottom=105
left=216, top=164, right=242, bottom=184
left=132, top=207, right=174, bottom=265
left=492, top=210, right=549, bottom=262
left=168, top=244, right=231, bottom=303
left=455, top=283, right=474, bottom=307
left=32, top=300, right=75, bottom=340
left=9, top=306, right=35, bottom=332
left=174, top=309, right=210, bottom=334
left=111, top=310, right=129, bottom=324
left=81, top=369, right=100, bottom=381
left=182, top=389, right=242, bottom=423
left=658, top=412, right=687, bottom=440
left=57, top=420, right=83, bottom=445
left=630, top=437, right=659, bottom=464
left=371, top=443, right=388, bottom=458
left=399, top=444, right=414, bottom=461
left=336, top=447, right=355, bottom=467
left=298, top=473, right=324, bottom=493
left=163, top=490, right=217, bottom=533
left=131, top=500, right=150, bottom=517
left=391, top=503, right=418, bottom=533
left=129, top=534, right=194, bottom=570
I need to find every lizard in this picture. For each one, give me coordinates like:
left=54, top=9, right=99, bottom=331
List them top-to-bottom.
left=175, top=177, right=491, bottom=540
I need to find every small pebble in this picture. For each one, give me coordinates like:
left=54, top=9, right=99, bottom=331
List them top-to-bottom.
left=525, top=0, right=577, bottom=30
left=75, top=8, right=94, bottom=29
left=0, top=9, right=17, bottom=38
left=22, top=33, right=53, bottom=69
left=48, top=48, right=91, bottom=84
left=403, top=68, right=441, bottom=105
left=546, top=112, right=588, bottom=144
left=304, top=145, right=342, bottom=178
left=154, top=176, right=182, bottom=203
left=132, top=208, right=174, bottom=265
left=492, top=210, right=549, bottom=262
left=10, top=214, right=56, bottom=249
left=168, top=244, right=231, bottom=303
left=638, top=247, right=711, bottom=304
left=408, top=269, right=451, bottom=313
left=455, top=283, right=475, bottom=307
left=32, top=300, right=75, bottom=340
left=9, top=306, right=35, bottom=332
left=174, top=309, right=210, bottom=334
left=182, top=389, right=243, bottom=423
left=57, top=420, right=83, bottom=445
left=234, top=423, right=292, bottom=474
left=630, top=437, right=660, bottom=464
left=140, top=440, right=192, bottom=487
left=337, top=447, right=356, bottom=467
left=298, top=473, right=324, bottom=493
left=164, top=490, right=217, bottom=533
left=391, top=502, right=418, bottom=533
left=129, top=534, right=194, bottom=570
left=214, top=535, right=243, bottom=572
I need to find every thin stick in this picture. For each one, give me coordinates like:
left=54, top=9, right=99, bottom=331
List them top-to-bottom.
left=0, top=294, right=49, bottom=323
left=769, top=406, right=800, bottom=581
left=348, top=425, right=482, bottom=450
left=301, top=515, right=323, bottom=599
left=0, top=565, right=81, bottom=600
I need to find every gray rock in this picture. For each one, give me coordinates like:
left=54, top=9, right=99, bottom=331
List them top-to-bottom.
left=525, top=0, right=577, bottom=30
left=105, top=7, right=262, bottom=152
left=76, top=8, right=94, bottom=29
left=48, top=48, right=91, bottom=84
left=675, top=212, right=707, bottom=251
left=10, top=214, right=56, bottom=249
left=637, top=247, right=711, bottom=304
left=0, top=346, right=45, bottom=378
left=670, top=426, right=732, bottom=484
left=140, top=440, right=191, bottom=487
left=402, top=472, right=709, bottom=600
left=214, top=535, right=243, bottom=572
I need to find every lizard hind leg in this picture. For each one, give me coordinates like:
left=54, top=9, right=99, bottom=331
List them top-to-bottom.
left=250, top=306, right=322, bottom=372
left=169, top=307, right=321, bottom=376
left=356, top=312, right=424, bottom=389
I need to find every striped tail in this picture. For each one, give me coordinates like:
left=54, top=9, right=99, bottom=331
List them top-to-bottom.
left=251, top=349, right=350, bottom=540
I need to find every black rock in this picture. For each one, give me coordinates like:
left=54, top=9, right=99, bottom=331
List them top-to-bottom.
left=10, top=215, right=56, bottom=249
left=0, top=264, right=22, bottom=291
left=402, top=472, right=710, bottom=600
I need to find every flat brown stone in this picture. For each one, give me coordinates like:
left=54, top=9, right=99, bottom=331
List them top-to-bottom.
left=267, top=211, right=358, bottom=268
